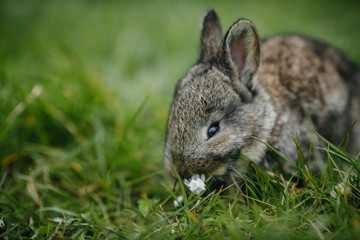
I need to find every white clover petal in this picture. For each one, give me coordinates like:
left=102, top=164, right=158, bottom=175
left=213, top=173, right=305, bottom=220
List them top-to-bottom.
left=183, top=174, right=206, bottom=195
left=200, top=174, right=206, bottom=182
left=183, top=179, right=190, bottom=186
left=330, top=189, right=337, bottom=198
left=174, top=195, right=184, bottom=208
left=52, top=217, right=64, bottom=223
left=0, top=218, right=5, bottom=229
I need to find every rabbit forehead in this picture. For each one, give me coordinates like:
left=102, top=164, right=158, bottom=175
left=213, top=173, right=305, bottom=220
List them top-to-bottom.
left=177, top=64, right=231, bottom=88
left=174, top=65, right=238, bottom=113
left=169, top=67, right=239, bottom=127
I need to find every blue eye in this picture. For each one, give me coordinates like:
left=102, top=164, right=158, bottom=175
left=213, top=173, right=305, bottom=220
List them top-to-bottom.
left=207, top=122, right=219, bottom=138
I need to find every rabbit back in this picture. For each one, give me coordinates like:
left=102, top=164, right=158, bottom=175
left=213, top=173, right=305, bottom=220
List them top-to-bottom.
left=258, top=35, right=360, bottom=167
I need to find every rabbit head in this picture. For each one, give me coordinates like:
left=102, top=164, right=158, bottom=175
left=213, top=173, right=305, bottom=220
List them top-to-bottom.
left=164, top=9, right=276, bottom=183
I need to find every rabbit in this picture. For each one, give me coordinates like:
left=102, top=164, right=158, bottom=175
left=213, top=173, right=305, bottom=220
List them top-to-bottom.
left=163, top=9, right=360, bottom=188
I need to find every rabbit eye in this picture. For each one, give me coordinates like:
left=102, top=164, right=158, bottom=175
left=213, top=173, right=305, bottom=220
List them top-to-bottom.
left=207, top=122, right=219, bottom=138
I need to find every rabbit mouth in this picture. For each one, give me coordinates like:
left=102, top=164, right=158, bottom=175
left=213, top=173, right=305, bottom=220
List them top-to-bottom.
left=208, top=151, right=249, bottom=183
left=210, top=165, right=228, bottom=176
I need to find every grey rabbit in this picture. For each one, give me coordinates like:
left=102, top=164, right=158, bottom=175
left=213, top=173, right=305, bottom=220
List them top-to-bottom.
left=163, top=9, right=360, bottom=188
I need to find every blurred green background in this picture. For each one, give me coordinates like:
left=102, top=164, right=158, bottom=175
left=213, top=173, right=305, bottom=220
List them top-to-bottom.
left=0, top=0, right=359, bottom=237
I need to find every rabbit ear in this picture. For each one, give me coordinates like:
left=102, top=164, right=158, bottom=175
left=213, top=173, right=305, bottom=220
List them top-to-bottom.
left=198, top=9, right=222, bottom=63
left=221, top=19, right=261, bottom=101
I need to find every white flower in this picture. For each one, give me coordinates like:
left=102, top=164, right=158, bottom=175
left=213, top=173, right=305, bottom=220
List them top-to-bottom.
left=183, top=174, right=206, bottom=195
left=330, top=183, right=348, bottom=198
left=173, top=195, right=184, bottom=208
left=52, top=217, right=64, bottom=223
left=0, top=218, right=5, bottom=230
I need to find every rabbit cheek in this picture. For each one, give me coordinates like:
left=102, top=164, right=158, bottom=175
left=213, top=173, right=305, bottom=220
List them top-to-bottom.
left=208, top=132, right=231, bottom=150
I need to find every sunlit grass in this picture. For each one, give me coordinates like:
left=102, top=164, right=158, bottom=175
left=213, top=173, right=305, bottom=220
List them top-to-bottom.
left=0, top=0, right=359, bottom=239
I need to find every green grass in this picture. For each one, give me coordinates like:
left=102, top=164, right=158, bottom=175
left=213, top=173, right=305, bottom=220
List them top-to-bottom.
left=1, top=0, right=360, bottom=239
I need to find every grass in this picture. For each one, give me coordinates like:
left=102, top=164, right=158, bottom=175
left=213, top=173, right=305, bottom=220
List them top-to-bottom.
left=0, top=0, right=360, bottom=239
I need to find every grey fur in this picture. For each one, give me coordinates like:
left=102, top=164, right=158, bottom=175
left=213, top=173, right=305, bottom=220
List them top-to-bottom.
left=164, top=9, right=360, bottom=184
